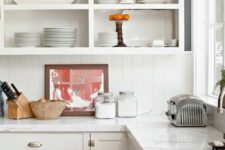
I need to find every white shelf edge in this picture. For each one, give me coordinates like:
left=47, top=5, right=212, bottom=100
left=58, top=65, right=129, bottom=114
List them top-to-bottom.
left=2, top=4, right=179, bottom=10
left=3, top=4, right=89, bottom=10
left=93, top=4, right=179, bottom=10
left=0, top=47, right=192, bottom=55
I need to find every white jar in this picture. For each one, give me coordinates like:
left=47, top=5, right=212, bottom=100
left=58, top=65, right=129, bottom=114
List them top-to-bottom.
left=118, top=91, right=137, bottom=118
left=95, top=93, right=116, bottom=119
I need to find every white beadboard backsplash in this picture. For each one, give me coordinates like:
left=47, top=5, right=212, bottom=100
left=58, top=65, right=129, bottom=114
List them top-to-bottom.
left=0, top=54, right=193, bottom=114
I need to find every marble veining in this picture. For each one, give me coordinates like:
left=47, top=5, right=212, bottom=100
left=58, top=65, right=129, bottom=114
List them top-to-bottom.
left=0, top=112, right=223, bottom=150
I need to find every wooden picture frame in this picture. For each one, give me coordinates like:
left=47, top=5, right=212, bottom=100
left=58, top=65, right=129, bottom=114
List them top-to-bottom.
left=45, top=64, right=109, bottom=116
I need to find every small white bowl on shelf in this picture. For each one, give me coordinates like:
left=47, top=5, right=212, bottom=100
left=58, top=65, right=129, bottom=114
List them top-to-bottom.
left=13, top=0, right=76, bottom=4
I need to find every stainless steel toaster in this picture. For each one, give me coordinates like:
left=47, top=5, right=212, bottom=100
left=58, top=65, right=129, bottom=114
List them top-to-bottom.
left=166, top=94, right=207, bottom=127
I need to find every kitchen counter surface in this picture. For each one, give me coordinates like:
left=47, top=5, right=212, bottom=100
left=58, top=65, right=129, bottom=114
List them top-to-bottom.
left=0, top=112, right=223, bottom=150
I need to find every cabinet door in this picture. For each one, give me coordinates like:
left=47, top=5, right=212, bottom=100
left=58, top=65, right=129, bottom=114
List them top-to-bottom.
left=0, top=133, right=83, bottom=150
left=90, top=133, right=127, bottom=150
left=127, top=133, right=142, bottom=150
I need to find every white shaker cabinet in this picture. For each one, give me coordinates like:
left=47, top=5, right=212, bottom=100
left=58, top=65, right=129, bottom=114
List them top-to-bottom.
left=0, top=132, right=127, bottom=150
left=0, top=133, right=84, bottom=150
left=89, top=133, right=127, bottom=150
left=127, top=133, right=142, bottom=150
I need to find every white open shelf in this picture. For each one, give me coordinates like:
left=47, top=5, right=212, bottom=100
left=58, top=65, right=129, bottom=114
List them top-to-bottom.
left=0, top=0, right=185, bottom=55
left=3, top=4, right=89, bottom=10
left=3, top=4, right=180, bottom=10
left=93, top=4, right=179, bottom=10
left=0, top=47, right=191, bottom=55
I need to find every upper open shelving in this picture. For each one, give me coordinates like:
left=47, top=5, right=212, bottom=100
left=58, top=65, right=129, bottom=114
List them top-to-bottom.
left=0, top=0, right=185, bottom=55
left=3, top=3, right=180, bottom=10
left=3, top=4, right=90, bottom=10
left=93, top=4, right=179, bottom=10
left=0, top=47, right=191, bottom=55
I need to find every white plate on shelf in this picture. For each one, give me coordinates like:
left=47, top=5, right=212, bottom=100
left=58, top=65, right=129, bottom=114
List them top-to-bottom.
left=13, top=0, right=75, bottom=4
left=95, top=0, right=120, bottom=4
left=138, top=0, right=174, bottom=3
left=45, top=29, right=77, bottom=32
left=15, top=33, right=40, bottom=36
left=45, top=34, right=76, bottom=38
left=44, top=38, right=76, bottom=42
left=96, top=39, right=117, bottom=43
left=45, top=41, right=77, bottom=44
left=15, top=43, right=41, bottom=47
left=45, top=44, right=76, bottom=47
left=95, top=44, right=115, bottom=47
left=149, top=44, right=168, bottom=47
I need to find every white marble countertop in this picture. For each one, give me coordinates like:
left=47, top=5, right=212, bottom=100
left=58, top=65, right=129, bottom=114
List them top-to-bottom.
left=0, top=112, right=223, bottom=150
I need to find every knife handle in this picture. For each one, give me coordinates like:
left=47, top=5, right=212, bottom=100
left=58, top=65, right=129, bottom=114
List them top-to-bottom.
left=1, top=82, right=16, bottom=100
left=11, top=83, right=21, bottom=96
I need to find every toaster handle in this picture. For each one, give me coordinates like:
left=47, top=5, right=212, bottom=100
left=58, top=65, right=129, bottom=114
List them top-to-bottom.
left=165, top=111, right=176, bottom=120
left=165, top=111, right=169, bottom=116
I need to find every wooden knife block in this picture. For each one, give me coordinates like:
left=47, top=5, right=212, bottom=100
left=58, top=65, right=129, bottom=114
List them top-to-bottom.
left=7, top=93, right=33, bottom=120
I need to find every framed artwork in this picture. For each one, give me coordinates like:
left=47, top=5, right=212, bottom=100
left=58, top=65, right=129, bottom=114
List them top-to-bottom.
left=45, top=64, right=109, bottom=116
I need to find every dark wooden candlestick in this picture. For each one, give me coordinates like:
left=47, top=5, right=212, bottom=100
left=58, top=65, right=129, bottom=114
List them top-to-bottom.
left=114, top=21, right=127, bottom=47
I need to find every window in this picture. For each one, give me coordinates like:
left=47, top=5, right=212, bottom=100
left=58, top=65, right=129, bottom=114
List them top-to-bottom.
left=208, top=0, right=225, bottom=96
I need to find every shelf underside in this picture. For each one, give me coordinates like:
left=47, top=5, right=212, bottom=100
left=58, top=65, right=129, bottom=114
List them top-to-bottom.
left=3, top=4, right=180, bottom=10
left=0, top=48, right=191, bottom=55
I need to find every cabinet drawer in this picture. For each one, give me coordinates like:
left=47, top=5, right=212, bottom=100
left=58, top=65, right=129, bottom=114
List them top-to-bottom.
left=0, top=133, right=83, bottom=150
left=91, top=133, right=127, bottom=150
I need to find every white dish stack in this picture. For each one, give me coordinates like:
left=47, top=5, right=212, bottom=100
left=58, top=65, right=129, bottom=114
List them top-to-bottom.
left=13, top=0, right=75, bottom=4
left=95, top=0, right=120, bottom=4
left=138, top=0, right=171, bottom=3
left=44, top=28, right=78, bottom=47
left=95, top=32, right=117, bottom=47
left=15, top=33, right=41, bottom=47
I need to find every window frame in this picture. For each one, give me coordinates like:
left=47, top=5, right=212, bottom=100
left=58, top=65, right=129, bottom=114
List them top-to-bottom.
left=207, top=0, right=225, bottom=97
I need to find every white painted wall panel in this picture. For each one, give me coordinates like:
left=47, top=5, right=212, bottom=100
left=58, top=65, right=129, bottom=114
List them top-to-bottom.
left=0, top=54, right=193, bottom=113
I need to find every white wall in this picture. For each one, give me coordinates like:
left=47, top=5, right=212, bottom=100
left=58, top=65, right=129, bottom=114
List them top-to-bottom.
left=0, top=54, right=193, bottom=113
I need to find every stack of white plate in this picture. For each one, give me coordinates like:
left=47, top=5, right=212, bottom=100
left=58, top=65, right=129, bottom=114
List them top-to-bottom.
left=13, top=0, right=75, bottom=4
left=95, top=0, right=120, bottom=4
left=138, top=0, right=169, bottom=3
left=44, top=28, right=78, bottom=47
left=95, top=32, right=117, bottom=47
left=15, top=33, right=41, bottom=47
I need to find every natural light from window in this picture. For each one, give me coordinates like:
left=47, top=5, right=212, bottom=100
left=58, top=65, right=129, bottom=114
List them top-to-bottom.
left=209, top=0, right=224, bottom=96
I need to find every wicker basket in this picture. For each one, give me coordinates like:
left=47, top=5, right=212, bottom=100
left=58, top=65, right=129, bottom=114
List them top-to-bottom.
left=30, top=100, right=66, bottom=120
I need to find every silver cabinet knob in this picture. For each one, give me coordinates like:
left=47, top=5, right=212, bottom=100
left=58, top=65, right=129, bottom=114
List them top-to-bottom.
left=89, top=140, right=95, bottom=147
left=27, top=142, right=43, bottom=148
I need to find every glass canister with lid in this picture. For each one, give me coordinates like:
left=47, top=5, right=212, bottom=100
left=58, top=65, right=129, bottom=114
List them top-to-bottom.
left=118, top=91, right=137, bottom=118
left=95, top=92, right=116, bottom=119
